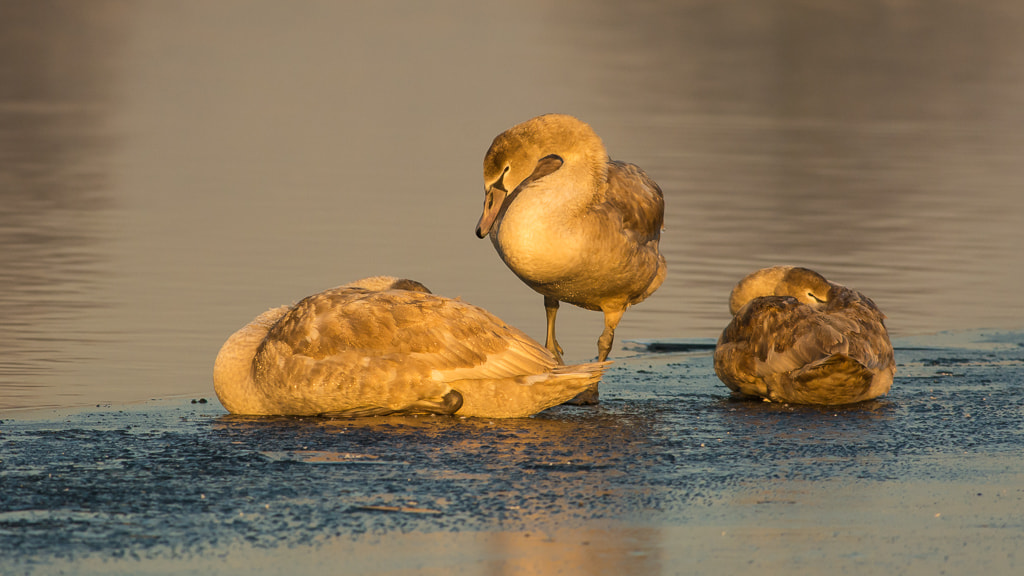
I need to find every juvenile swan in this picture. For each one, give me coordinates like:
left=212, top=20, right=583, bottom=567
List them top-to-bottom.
left=475, top=114, right=666, bottom=369
left=713, top=266, right=895, bottom=405
left=213, top=276, right=609, bottom=418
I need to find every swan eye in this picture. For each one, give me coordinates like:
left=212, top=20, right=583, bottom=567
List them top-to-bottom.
left=492, top=166, right=510, bottom=192
left=809, top=292, right=827, bottom=304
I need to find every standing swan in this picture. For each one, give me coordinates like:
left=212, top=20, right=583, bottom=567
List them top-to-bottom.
left=475, top=114, right=667, bottom=372
left=713, top=266, right=896, bottom=405
left=213, top=276, right=609, bottom=418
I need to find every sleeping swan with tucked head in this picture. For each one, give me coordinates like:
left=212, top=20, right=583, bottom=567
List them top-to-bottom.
left=713, top=266, right=895, bottom=405
left=213, top=276, right=608, bottom=418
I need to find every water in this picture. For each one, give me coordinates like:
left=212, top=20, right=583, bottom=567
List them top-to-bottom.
left=2, top=0, right=1024, bottom=411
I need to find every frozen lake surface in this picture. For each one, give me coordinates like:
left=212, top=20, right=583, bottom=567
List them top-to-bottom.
left=2, top=331, right=1021, bottom=574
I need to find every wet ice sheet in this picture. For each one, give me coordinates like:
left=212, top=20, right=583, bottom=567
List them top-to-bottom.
left=1, top=331, right=1022, bottom=574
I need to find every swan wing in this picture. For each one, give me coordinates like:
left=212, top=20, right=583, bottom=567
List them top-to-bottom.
left=599, top=160, right=665, bottom=244
left=260, top=288, right=558, bottom=383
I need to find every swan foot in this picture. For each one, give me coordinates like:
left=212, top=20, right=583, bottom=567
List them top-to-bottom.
left=547, top=341, right=564, bottom=364
left=437, top=389, right=465, bottom=414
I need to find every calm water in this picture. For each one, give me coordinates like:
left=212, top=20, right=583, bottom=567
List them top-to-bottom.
left=2, top=0, right=1023, bottom=411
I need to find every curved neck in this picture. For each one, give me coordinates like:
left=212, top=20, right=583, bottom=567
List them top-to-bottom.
left=534, top=134, right=609, bottom=198
left=213, top=306, right=289, bottom=414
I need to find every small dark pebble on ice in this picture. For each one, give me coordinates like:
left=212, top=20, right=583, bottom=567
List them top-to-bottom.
left=191, top=398, right=209, bottom=404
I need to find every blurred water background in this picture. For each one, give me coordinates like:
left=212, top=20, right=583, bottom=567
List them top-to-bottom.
left=1, top=0, right=1023, bottom=411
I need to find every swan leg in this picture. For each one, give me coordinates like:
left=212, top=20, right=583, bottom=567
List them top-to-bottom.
left=544, top=296, right=564, bottom=364
left=564, top=306, right=623, bottom=407
left=596, top=307, right=624, bottom=362
left=321, top=390, right=464, bottom=418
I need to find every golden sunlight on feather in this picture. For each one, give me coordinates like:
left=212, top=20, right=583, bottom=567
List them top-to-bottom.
left=475, top=114, right=666, bottom=402
left=714, top=266, right=895, bottom=405
left=213, top=276, right=608, bottom=418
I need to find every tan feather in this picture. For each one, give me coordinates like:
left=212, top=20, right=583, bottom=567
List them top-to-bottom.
left=475, top=114, right=667, bottom=377
left=714, top=267, right=895, bottom=405
left=214, top=277, right=610, bottom=418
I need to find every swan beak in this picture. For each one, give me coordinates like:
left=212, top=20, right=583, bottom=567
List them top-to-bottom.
left=475, top=185, right=505, bottom=238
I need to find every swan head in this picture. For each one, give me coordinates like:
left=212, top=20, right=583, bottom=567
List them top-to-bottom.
left=475, top=114, right=607, bottom=238
left=728, top=266, right=832, bottom=315
left=341, top=276, right=432, bottom=294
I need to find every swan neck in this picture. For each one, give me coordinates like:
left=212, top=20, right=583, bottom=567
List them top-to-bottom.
left=213, top=307, right=289, bottom=414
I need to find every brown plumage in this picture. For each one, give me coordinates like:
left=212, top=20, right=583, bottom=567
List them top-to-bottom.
left=474, top=114, right=666, bottom=383
left=713, top=266, right=896, bottom=405
left=213, top=276, right=609, bottom=418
